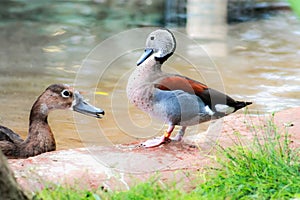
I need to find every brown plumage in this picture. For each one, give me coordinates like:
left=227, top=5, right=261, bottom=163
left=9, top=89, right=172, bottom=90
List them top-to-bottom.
left=0, top=84, right=104, bottom=158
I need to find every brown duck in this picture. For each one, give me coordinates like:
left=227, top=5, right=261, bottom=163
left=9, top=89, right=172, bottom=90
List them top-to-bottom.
left=0, top=84, right=104, bottom=158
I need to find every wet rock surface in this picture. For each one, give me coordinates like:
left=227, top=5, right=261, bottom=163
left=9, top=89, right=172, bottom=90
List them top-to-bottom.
left=8, top=107, right=300, bottom=192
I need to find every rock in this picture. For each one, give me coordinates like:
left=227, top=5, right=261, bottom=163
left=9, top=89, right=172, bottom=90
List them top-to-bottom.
left=8, top=107, right=300, bottom=192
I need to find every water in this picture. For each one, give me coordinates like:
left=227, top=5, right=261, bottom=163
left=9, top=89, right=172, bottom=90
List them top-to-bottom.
left=0, top=2, right=299, bottom=149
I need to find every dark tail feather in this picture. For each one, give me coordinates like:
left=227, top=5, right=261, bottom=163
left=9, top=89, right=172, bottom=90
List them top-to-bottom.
left=234, top=101, right=252, bottom=112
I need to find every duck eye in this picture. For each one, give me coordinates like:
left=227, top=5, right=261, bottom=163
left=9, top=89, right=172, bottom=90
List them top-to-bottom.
left=150, top=36, right=154, bottom=40
left=61, top=89, right=71, bottom=98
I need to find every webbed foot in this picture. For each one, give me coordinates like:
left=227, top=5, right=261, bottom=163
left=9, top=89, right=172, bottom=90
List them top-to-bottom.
left=139, top=136, right=171, bottom=148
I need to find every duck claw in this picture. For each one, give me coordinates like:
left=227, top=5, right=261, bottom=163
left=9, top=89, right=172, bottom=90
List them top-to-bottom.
left=170, top=134, right=183, bottom=142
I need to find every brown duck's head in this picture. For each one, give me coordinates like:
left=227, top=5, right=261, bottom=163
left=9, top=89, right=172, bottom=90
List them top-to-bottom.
left=40, top=84, right=105, bottom=118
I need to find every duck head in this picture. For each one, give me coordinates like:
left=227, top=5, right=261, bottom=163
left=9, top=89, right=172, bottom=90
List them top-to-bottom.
left=137, top=29, right=176, bottom=66
left=41, top=84, right=105, bottom=118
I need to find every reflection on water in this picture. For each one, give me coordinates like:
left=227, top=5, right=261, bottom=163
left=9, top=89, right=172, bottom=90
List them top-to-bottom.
left=0, top=2, right=299, bottom=149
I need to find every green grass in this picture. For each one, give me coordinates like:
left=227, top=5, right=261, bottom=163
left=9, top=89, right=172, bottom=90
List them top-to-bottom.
left=289, top=0, right=300, bottom=18
left=33, top=115, right=300, bottom=200
left=191, top=115, right=300, bottom=199
left=104, top=179, right=188, bottom=200
left=32, top=186, right=99, bottom=200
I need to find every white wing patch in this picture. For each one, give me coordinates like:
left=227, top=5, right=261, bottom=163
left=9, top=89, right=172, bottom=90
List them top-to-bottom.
left=215, top=104, right=235, bottom=114
left=205, top=105, right=215, bottom=116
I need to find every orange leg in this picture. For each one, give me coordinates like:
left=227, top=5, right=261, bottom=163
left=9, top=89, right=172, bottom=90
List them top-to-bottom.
left=163, top=125, right=175, bottom=141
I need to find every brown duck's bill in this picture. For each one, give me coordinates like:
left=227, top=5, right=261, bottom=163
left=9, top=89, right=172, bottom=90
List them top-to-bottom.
left=72, top=92, right=105, bottom=118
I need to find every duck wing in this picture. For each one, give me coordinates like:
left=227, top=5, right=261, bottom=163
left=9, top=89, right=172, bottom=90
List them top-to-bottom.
left=154, top=75, right=252, bottom=115
left=0, top=126, right=23, bottom=144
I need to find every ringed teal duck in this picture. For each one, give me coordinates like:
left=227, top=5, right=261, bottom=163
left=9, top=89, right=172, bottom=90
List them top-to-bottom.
left=127, top=29, right=252, bottom=148
left=0, top=84, right=104, bottom=158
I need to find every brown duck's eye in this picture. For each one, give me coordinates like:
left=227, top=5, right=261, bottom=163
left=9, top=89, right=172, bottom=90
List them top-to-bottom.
left=61, top=89, right=71, bottom=98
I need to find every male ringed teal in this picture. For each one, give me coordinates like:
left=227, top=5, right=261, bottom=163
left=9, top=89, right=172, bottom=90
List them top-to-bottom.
left=127, top=29, right=252, bottom=148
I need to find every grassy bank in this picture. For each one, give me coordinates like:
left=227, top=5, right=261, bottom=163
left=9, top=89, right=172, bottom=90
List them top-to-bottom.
left=33, top=116, right=300, bottom=199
